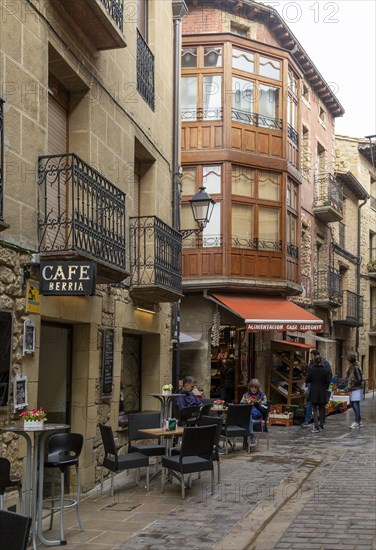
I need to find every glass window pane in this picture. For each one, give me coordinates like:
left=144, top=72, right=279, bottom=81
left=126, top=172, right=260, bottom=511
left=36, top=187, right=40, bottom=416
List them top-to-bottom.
left=204, top=47, right=222, bottom=67
left=182, top=48, right=197, bottom=68
left=232, top=48, right=254, bottom=73
left=259, top=56, right=281, bottom=80
left=203, top=75, right=221, bottom=120
left=181, top=76, right=197, bottom=121
left=232, top=77, right=254, bottom=124
left=258, top=85, right=279, bottom=127
left=232, top=165, right=254, bottom=197
left=203, top=166, right=221, bottom=194
left=182, top=167, right=197, bottom=196
left=258, top=171, right=280, bottom=201
left=203, top=203, right=221, bottom=247
left=232, top=204, right=254, bottom=247
left=258, top=207, right=279, bottom=241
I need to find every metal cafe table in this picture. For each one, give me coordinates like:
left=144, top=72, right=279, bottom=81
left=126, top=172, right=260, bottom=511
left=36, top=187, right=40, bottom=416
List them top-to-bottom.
left=148, top=393, right=181, bottom=421
left=0, top=422, right=69, bottom=548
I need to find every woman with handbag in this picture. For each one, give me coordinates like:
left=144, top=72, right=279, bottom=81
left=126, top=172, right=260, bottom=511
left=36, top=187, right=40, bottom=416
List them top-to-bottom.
left=346, top=353, right=364, bottom=429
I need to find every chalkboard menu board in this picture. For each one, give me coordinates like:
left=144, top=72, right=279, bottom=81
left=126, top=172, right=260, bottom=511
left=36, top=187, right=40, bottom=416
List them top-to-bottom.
left=101, top=329, right=114, bottom=398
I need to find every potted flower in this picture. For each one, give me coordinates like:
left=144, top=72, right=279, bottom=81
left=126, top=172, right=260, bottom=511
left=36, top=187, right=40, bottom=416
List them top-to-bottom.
left=162, top=384, right=173, bottom=396
left=213, top=399, right=225, bottom=410
left=20, top=407, right=47, bottom=429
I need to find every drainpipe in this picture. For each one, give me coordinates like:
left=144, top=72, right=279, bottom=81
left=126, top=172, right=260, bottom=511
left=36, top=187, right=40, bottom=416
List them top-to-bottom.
left=171, top=1, right=188, bottom=390
left=356, top=196, right=368, bottom=356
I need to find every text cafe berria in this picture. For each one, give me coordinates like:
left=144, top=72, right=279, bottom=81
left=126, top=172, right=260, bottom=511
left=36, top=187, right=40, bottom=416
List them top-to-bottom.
left=39, top=261, right=96, bottom=295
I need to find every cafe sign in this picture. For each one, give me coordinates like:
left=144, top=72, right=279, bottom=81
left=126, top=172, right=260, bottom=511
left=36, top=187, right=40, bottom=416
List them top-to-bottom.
left=39, top=261, right=96, bottom=296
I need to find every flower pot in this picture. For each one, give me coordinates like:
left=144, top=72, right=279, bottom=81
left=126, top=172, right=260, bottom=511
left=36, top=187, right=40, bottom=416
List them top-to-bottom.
left=162, top=391, right=171, bottom=396
left=24, top=420, right=45, bottom=430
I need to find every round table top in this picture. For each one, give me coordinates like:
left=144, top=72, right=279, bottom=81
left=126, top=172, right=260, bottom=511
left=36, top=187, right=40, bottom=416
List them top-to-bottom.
left=0, top=423, right=70, bottom=433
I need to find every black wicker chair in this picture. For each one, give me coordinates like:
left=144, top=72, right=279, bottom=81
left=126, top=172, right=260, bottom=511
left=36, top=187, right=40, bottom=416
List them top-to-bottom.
left=220, top=404, right=253, bottom=455
left=99, top=423, right=150, bottom=496
left=161, top=424, right=217, bottom=499
left=0, top=457, right=22, bottom=513
left=0, top=509, right=31, bottom=550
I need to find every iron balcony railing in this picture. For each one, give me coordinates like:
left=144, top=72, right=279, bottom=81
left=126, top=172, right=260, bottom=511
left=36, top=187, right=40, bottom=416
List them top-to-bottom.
left=100, top=0, right=124, bottom=31
left=137, top=30, right=155, bottom=110
left=0, top=98, right=4, bottom=220
left=181, top=107, right=223, bottom=122
left=231, top=109, right=283, bottom=130
left=287, top=123, right=299, bottom=145
left=38, top=154, right=126, bottom=271
left=314, top=173, right=343, bottom=212
left=371, top=196, right=376, bottom=211
left=129, top=216, right=182, bottom=296
left=182, top=234, right=222, bottom=248
left=231, top=236, right=283, bottom=251
left=287, top=243, right=299, bottom=259
left=314, top=268, right=343, bottom=305
left=335, top=290, right=363, bottom=326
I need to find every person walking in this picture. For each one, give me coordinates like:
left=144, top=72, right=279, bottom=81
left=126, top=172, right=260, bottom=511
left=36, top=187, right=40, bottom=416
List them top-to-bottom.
left=302, top=349, right=331, bottom=427
left=346, top=353, right=364, bottom=429
left=305, top=355, right=332, bottom=433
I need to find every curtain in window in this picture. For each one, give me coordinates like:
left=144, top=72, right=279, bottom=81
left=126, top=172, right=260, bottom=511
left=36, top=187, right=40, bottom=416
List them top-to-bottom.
left=203, top=75, right=221, bottom=120
left=181, top=76, right=197, bottom=121
left=232, top=77, right=254, bottom=123
left=259, top=85, right=279, bottom=126
left=232, top=165, right=254, bottom=197
left=203, top=166, right=221, bottom=194
left=258, top=171, right=280, bottom=200
left=232, top=204, right=254, bottom=247
left=258, top=207, right=279, bottom=241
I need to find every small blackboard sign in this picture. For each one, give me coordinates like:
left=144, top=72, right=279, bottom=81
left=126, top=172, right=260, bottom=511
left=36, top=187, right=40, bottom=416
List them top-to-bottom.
left=101, top=329, right=114, bottom=398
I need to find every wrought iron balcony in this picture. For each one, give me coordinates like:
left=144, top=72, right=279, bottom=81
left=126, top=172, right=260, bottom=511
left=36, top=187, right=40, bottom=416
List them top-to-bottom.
left=53, top=0, right=126, bottom=50
left=137, top=30, right=155, bottom=110
left=231, top=109, right=283, bottom=130
left=287, top=123, right=299, bottom=145
left=38, top=154, right=127, bottom=283
left=313, top=174, right=343, bottom=222
left=129, top=216, right=183, bottom=303
left=231, top=236, right=282, bottom=251
left=287, top=243, right=299, bottom=259
left=313, top=268, right=343, bottom=308
left=333, top=290, right=363, bottom=326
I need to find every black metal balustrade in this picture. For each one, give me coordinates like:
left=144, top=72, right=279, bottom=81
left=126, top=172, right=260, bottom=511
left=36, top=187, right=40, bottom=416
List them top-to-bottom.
left=100, top=0, right=124, bottom=31
left=137, top=30, right=155, bottom=110
left=0, top=98, right=4, bottom=221
left=181, top=107, right=223, bottom=122
left=231, top=109, right=283, bottom=130
left=287, top=123, right=299, bottom=145
left=38, top=154, right=126, bottom=274
left=314, top=173, right=343, bottom=213
left=371, top=196, right=376, bottom=211
left=129, top=216, right=182, bottom=302
left=338, top=221, right=345, bottom=249
left=182, top=234, right=222, bottom=248
left=231, top=236, right=282, bottom=251
left=287, top=243, right=299, bottom=259
left=314, top=268, right=343, bottom=306
left=334, top=290, right=363, bottom=326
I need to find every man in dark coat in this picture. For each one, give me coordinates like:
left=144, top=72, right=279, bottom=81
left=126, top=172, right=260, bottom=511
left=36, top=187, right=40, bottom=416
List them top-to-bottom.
left=305, top=355, right=332, bottom=433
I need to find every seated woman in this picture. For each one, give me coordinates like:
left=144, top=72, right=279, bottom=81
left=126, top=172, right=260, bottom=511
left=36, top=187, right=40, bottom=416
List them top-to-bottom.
left=240, top=379, right=268, bottom=446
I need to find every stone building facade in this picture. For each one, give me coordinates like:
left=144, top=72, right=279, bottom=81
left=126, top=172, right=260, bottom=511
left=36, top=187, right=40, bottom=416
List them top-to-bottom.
left=0, top=0, right=181, bottom=503
left=178, top=0, right=344, bottom=401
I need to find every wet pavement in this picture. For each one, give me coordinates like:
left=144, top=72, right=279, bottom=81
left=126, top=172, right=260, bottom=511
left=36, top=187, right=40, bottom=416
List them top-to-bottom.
left=37, top=393, right=375, bottom=549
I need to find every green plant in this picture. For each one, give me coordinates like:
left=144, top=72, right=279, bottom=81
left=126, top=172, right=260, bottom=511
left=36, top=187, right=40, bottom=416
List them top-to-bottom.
left=162, top=384, right=173, bottom=391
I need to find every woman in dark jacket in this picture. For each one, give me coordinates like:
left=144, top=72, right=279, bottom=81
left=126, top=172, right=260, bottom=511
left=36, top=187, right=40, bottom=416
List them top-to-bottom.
left=305, top=355, right=332, bottom=433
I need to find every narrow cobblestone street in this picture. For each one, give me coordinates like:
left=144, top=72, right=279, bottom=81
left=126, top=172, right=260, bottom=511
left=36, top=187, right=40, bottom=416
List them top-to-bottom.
left=38, top=393, right=375, bottom=550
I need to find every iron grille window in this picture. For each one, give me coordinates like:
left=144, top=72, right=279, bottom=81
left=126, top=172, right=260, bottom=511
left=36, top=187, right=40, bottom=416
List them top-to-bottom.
left=100, top=0, right=124, bottom=31
left=137, top=30, right=155, bottom=110
left=0, top=98, right=4, bottom=221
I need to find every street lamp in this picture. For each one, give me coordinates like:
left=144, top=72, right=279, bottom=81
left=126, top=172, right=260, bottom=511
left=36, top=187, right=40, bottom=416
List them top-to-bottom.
left=180, top=186, right=215, bottom=239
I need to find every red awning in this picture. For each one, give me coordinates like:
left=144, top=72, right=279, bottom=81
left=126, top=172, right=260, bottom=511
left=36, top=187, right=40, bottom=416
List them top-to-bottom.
left=209, top=293, right=323, bottom=332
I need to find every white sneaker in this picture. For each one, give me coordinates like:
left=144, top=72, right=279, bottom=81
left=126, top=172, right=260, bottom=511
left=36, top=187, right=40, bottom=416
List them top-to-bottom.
left=359, top=421, right=365, bottom=428
left=349, top=422, right=359, bottom=429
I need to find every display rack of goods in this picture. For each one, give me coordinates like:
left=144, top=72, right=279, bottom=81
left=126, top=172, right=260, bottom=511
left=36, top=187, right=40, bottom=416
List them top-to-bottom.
left=269, top=341, right=311, bottom=405
left=269, top=411, right=294, bottom=427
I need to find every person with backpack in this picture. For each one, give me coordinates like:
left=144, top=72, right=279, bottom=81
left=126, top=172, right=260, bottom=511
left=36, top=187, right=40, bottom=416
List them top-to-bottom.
left=346, top=353, right=364, bottom=429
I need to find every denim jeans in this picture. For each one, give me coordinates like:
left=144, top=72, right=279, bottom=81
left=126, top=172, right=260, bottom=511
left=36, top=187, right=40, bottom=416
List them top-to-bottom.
left=351, top=400, right=361, bottom=423
left=305, top=401, right=313, bottom=423
left=248, top=416, right=254, bottom=435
